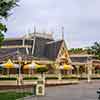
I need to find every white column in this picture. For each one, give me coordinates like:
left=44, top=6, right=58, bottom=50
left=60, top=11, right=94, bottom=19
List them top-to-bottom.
left=87, top=61, right=92, bottom=83
left=85, top=64, right=87, bottom=77
left=59, top=65, right=63, bottom=80
left=76, top=65, right=80, bottom=77
left=7, top=69, right=10, bottom=76
left=58, top=70, right=62, bottom=80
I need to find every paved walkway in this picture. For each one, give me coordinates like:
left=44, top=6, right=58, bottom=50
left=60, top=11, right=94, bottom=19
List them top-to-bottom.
left=0, top=80, right=79, bottom=85
left=24, top=80, right=100, bottom=100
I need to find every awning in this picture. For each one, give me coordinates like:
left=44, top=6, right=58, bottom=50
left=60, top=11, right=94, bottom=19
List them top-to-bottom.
left=0, top=59, right=19, bottom=68
left=24, top=62, right=44, bottom=69
left=24, top=62, right=36, bottom=69
left=60, top=64, right=73, bottom=70
left=63, top=64, right=73, bottom=70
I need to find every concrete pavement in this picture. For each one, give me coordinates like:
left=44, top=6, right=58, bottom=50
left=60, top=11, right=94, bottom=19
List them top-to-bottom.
left=24, top=80, right=100, bottom=100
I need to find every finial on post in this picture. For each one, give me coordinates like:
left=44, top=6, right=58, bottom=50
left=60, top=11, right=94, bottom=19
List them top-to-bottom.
left=34, top=26, right=36, bottom=34
left=61, top=26, right=64, bottom=40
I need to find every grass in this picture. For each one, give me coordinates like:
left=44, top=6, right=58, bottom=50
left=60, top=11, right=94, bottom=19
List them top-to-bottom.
left=0, top=92, right=32, bottom=100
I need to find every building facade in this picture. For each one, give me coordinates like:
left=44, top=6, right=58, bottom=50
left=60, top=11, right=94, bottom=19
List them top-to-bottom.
left=0, top=32, right=70, bottom=74
left=70, top=54, right=100, bottom=76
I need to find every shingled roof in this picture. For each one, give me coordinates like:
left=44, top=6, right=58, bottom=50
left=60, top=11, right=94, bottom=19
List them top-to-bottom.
left=0, top=37, right=64, bottom=62
left=33, top=37, right=53, bottom=58
left=44, top=40, right=63, bottom=60
left=0, top=48, right=32, bottom=62
left=70, top=54, right=95, bottom=63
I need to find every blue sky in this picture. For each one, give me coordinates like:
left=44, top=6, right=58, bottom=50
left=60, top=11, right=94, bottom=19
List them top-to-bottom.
left=4, top=0, right=100, bottom=48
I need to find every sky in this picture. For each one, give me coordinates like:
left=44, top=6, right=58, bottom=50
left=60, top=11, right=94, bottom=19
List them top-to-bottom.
left=3, top=0, right=100, bottom=48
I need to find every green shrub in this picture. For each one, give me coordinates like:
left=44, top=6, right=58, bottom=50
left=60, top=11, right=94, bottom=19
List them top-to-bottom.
left=35, top=66, right=48, bottom=74
left=62, top=75, right=78, bottom=79
left=45, top=76, right=58, bottom=80
left=0, top=77, right=17, bottom=81
left=23, top=77, right=38, bottom=80
left=62, top=77, right=77, bottom=79
left=78, top=77, right=87, bottom=80
left=78, top=77, right=100, bottom=80
left=92, top=77, right=100, bottom=80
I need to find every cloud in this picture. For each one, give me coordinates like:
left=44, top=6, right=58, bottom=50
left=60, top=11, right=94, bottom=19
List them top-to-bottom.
left=4, top=0, right=100, bottom=48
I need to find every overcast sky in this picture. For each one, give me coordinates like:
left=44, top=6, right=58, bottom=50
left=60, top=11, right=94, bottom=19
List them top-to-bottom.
left=4, top=0, right=100, bottom=48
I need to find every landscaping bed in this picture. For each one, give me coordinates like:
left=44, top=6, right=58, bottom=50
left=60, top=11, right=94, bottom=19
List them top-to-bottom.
left=0, top=75, right=100, bottom=81
left=62, top=75, right=78, bottom=79
left=45, top=76, right=58, bottom=80
left=0, top=77, right=17, bottom=81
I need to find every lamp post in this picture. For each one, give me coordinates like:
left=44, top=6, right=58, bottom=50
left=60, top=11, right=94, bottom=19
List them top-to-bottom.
left=17, top=56, right=22, bottom=85
left=18, top=56, right=22, bottom=76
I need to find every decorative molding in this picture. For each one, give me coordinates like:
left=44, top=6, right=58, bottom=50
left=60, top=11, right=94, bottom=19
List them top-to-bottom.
left=1, top=45, right=32, bottom=48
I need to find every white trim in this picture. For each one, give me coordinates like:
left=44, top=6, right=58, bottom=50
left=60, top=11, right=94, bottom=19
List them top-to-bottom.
left=1, top=45, right=32, bottom=48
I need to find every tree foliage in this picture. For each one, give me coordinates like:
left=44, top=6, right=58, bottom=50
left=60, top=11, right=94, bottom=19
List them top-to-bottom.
left=0, top=0, right=18, bottom=45
left=0, top=0, right=18, bottom=18
left=69, top=42, right=100, bottom=60
left=86, top=42, right=100, bottom=59
left=69, top=48, right=87, bottom=54
left=35, top=66, right=48, bottom=74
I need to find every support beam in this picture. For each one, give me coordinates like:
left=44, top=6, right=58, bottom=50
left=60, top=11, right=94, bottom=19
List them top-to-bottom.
left=87, top=60, right=92, bottom=83
left=85, top=64, right=87, bottom=77
left=76, top=65, right=80, bottom=77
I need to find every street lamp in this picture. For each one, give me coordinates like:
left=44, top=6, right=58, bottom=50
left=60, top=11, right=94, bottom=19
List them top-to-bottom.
left=17, top=56, right=22, bottom=85
left=18, top=56, right=22, bottom=76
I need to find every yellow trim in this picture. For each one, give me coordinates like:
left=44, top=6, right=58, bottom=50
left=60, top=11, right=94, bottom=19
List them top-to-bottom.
left=56, top=41, right=70, bottom=63
left=3, top=59, right=14, bottom=68
left=23, top=62, right=45, bottom=69
left=63, top=64, right=73, bottom=70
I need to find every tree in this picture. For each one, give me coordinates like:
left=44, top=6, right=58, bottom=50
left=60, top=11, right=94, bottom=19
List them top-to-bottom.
left=0, top=0, right=18, bottom=45
left=86, top=42, right=100, bottom=59
left=69, top=48, right=86, bottom=54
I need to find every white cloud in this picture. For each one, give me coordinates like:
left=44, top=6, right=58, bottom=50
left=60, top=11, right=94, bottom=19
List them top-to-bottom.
left=5, top=0, right=100, bottom=48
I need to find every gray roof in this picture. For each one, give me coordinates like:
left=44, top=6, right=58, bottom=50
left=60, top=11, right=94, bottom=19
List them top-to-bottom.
left=0, top=37, right=63, bottom=62
left=33, top=37, right=53, bottom=58
left=44, top=40, right=63, bottom=60
left=0, top=52, right=33, bottom=62
left=70, top=54, right=96, bottom=63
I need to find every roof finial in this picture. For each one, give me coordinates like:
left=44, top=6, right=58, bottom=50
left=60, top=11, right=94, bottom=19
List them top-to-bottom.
left=34, top=26, right=36, bottom=34
left=61, top=26, right=64, bottom=40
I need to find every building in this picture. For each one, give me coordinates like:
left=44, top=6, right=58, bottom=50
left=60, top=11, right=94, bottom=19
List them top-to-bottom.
left=0, top=32, right=71, bottom=74
left=70, top=54, right=100, bottom=76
